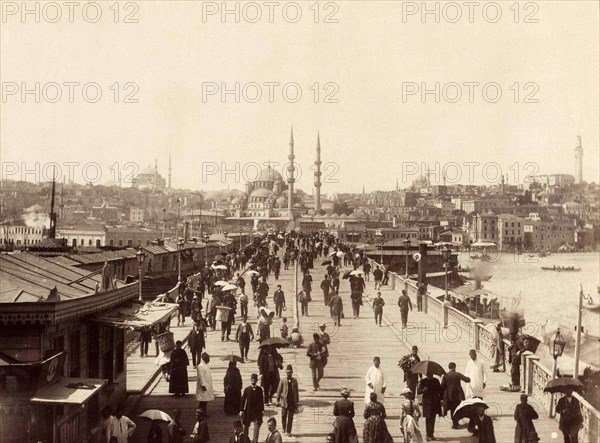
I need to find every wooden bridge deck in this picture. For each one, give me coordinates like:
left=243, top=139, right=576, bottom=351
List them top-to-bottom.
left=126, top=254, right=559, bottom=442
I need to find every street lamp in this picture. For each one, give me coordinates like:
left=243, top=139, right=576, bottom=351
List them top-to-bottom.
left=363, top=228, right=368, bottom=254
left=375, top=230, right=384, bottom=266
left=223, top=231, right=228, bottom=253
left=203, top=233, right=210, bottom=265
left=403, top=238, right=410, bottom=278
left=177, top=239, right=184, bottom=282
left=442, top=246, right=451, bottom=301
left=136, top=248, right=146, bottom=301
left=549, top=328, right=566, bottom=417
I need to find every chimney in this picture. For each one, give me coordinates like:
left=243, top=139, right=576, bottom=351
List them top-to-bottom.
left=183, top=221, right=190, bottom=243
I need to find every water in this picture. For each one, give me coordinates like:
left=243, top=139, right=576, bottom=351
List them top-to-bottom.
left=458, top=251, right=600, bottom=337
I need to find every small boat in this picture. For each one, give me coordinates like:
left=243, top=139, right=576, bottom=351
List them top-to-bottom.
left=540, top=266, right=580, bottom=272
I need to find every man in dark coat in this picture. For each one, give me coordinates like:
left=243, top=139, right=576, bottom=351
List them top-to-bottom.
left=320, top=275, right=331, bottom=306
left=273, top=285, right=286, bottom=317
left=397, top=289, right=413, bottom=328
left=189, top=320, right=207, bottom=368
left=169, top=340, right=189, bottom=396
left=257, top=345, right=283, bottom=405
left=440, top=361, right=471, bottom=428
left=276, top=365, right=300, bottom=437
left=240, top=373, right=264, bottom=443
left=417, top=374, right=443, bottom=440
left=556, top=388, right=583, bottom=443
left=514, top=394, right=539, bottom=443
left=468, top=406, right=496, bottom=443
left=229, top=419, right=251, bottom=443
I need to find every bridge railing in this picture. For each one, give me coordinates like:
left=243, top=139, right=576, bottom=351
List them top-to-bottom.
left=366, top=257, right=600, bottom=443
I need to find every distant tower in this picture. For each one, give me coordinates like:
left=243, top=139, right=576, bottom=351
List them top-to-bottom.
left=287, top=127, right=295, bottom=220
left=314, top=133, right=322, bottom=213
left=574, top=136, right=583, bottom=184
left=168, top=151, right=172, bottom=189
left=153, top=159, right=158, bottom=191
left=501, top=175, right=505, bottom=194
left=396, top=178, right=399, bottom=191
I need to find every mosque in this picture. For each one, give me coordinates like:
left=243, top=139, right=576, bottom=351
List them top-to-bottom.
left=225, top=129, right=324, bottom=230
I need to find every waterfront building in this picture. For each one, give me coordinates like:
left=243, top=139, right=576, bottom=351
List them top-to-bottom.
left=496, top=214, right=524, bottom=251
left=0, top=253, right=140, bottom=443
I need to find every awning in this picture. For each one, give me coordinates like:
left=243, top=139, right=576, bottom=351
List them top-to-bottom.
left=91, top=300, right=178, bottom=329
left=31, top=377, right=105, bottom=404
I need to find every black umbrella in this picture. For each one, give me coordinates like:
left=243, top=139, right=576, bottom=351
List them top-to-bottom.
left=321, top=259, right=332, bottom=266
left=342, top=270, right=353, bottom=279
left=258, top=337, right=290, bottom=349
left=220, top=353, right=245, bottom=364
left=409, top=360, right=446, bottom=377
left=544, top=377, right=584, bottom=394
left=453, top=398, right=488, bottom=422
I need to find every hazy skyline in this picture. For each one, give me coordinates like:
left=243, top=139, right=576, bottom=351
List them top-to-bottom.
left=2, top=1, right=598, bottom=193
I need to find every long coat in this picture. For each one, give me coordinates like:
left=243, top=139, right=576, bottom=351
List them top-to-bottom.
left=169, top=347, right=189, bottom=394
left=195, top=361, right=215, bottom=402
left=223, top=366, right=243, bottom=415
left=440, top=370, right=470, bottom=413
left=417, top=377, right=443, bottom=417
left=241, top=385, right=265, bottom=421
left=556, top=396, right=583, bottom=433
left=333, top=399, right=356, bottom=443
left=514, top=403, right=539, bottom=443
left=468, top=414, right=496, bottom=443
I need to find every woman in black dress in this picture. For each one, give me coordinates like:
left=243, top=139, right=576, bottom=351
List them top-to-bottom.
left=169, top=341, right=189, bottom=396
left=223, top=361, right=243, bottom=415
left=333, top=387, right=357, bottom=443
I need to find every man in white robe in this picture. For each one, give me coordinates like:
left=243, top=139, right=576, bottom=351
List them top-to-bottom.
left=464, top=349, right=487, bottom=398
left=196, top=352, right=215, bottom=413
left=365, top=356, right=386, bottom=404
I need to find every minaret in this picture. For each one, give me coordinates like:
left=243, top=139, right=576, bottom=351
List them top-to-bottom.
left=287, top=127, right=295, bottom=220
left=314, top=133, right=322, bottom=213
left=574, top=136, right=583, bottom=184
left=168, top=151, right=172, bottom=189
left=153, top=159, right=158, bottom=191
left=501, top=175, right=505, bottom=194
left=396, top=178, right=399, bottom=192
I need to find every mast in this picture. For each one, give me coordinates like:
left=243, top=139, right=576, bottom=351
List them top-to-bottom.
left=48, top=171, right=57, bottom=239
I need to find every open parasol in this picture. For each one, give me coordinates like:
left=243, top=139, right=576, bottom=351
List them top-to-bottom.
left=321, top=259, right=332, bottom=266
left=342, top=270, right=353, bottom=280
left=349, top=270, right=363, bottom=276
left=214, top=281, right=228, bottom=286
left=222, top=284, right=238, bottom=291
left=258, top=337, right=290, bottom=349
left=220, top=353, right=245, bottom=363
left=409, top=360, right=446, bottom=377
left=543, top=377, right=584, bottom=394
left=453, top=398, right=488, bottom=422
left=138, top=409, right=173, bottom=422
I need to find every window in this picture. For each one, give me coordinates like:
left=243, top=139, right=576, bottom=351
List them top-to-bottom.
left=72, top=239, right=77, bottom=247
left=80, top=239, right=84, bottom=246
left=88, top=239, right=92, bottom=246
left=96, top=239, right=101, bottom=247
left=127, top=239, right=133, bottom=247
left=109, top=240, right=114, bottom=246
left=119, top=240, right=123, bottom=247
left=162, top=256, right=168, bottom=270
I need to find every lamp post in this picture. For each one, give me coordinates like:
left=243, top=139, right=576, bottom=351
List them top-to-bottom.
left=363, top=228, right=367, bottom=254
left=375, top=230, right=384, bottom=266
left=223, top=231, right=228, bottom=254
left=203, top=233, right=210, bottom=265
left=403, top=238, right=410, bottom=278
left=177, top=239, right=184, bottom=282
left=442, top=246, right=451, bottom=301
left=136, top=248, right=146, bottom=301
left=549, top=328, right=566, bottom=417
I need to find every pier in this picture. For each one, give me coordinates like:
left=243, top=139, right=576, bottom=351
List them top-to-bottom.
left=124, top=248, right=599, bottom=443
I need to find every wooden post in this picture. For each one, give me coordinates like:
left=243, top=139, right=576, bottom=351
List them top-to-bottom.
left=573, top=285, right=583, bottom=378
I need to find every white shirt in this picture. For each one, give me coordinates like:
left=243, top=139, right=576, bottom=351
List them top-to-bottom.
left=465, top=358, right=487, bottom=398
left=365, top=364, right=386, bottom=404
left=106, top=416, right=136, bottom=443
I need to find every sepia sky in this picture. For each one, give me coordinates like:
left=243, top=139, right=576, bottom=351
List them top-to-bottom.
left=1, top=1, right=598, bottom=194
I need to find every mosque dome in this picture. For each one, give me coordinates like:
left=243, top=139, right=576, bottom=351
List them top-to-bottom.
left=256, top=166, right=283, bottom=183
left=249, top=188, right=273, bottom=199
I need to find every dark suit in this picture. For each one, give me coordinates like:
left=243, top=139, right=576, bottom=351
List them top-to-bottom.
left=441, top=369, right=470, bottom=427
left=276, top=377, right=300, bottom=434
left=418, top=377, right=443, bottom=438
left=241, top=385, right=264, bottom=443
left=556, top=396, right=582, bottom=443
left=468, top=414, right=496, bottom=443
left=265, top=429, right=283, bottom=443
left=229, top=432, right=251, bottom=443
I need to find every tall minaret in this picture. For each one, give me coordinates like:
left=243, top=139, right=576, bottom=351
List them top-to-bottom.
left=287, top=127, right=295, bottom=220
left=314, top=133, right=322, bottom=213
left=574, top=136, right=583, bottom=184
left=168, top=151, right=172, bottom=189
left=153, top=159, right=158, bottom=191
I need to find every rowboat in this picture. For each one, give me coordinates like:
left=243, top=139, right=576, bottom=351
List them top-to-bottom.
left=540, top=266, right=580, bottom=272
